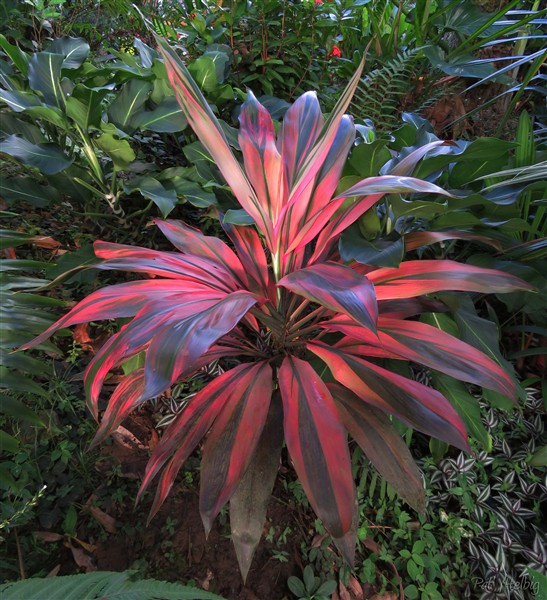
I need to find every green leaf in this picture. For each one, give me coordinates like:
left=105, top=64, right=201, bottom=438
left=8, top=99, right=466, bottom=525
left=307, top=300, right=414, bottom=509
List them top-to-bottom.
left=0, top=34, right=29, bottom=75
left=48, top=36, right=90, bottom=69
left=28, top=52, right=65, bottom=107
left=188, top=55, right=219, bottom=93
left=108, top=79, right=153, bottom=133
left=65, top=84, right=110, bottom=129
left=0, top=89, right=42, bottom=112
left=131, top=97, right=188, bottom=133
left=24, top=105, right=68, bottom=129
left=0, top=114, right=46, bottom=144
left=94, top=124, right=136, bottom=170
left=0, top=135, right=73, bottom=175
left=346, top=140, right=391, bottom=179
left=123, top=176, right=178, bottom=217
left=0, top=177, right=59, bottom=207
left=340, top=226, right=404, bottom=267
left=0, top=371, right=49, bottom=397
left=0, top=394, right=45, bottom=426
left=0, top=430, right=19, bottom=454
left=528, top=446, right=547, bottom=468
left=527, top=567, right=547, bottom=598
left=0, top=570, right=225, bottom=599
left=287, top=576, right=306, bottom=597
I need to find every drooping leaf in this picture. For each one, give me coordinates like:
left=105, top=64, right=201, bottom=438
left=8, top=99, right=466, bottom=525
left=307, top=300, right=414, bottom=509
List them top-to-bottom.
left=0, top=34, right=29, bottom=75
left=48, top=36, right=90, bottom=69
left=65, top=84, right=110, bottom=129
left=0, top=89, right=42, bottom=112
left=94, top=123, right=136, bottom=169
left=0, top=135, right=72, bottom=174
left=0, top=177, right=59, bottom=207
left=278, top=262, right=377, bottom=333
left=142, top=291, right=259, bottom=399
left=308, top=342, right=469, bottom=450
left=279, top=356, right=356, bottom=563
left=200, top=361, right=272, bottom=533
left=140, top=363, right=265, bottom=518
left=329, top=383, right=425, bottom=512
left=230, top=395, right=283, bottom=581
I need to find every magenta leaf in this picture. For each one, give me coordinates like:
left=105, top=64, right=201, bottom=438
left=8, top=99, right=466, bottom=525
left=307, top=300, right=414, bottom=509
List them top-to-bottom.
left=279, top=262, right=377, bottom=333
left=308, top=342, right=469, bottom=451
left=279, top=356, right=356, bottom=561
left=199, top=361, right=272, bottom=534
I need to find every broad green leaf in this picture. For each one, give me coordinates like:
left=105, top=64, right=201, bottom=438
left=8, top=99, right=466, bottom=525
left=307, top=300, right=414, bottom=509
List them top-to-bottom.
left=0, top=34, right=29, bottom=75
left=48, top=36, right=90, bottom=69
left=202, top=48, right=231, bottom=84
left=28, top=52, right=65, bottom=107
left=188, top=55, right=219, bottom=93
left=108, top=79, right=152, bottom=132
left=65, top=84, right=110, bottom=129
left=0, top=89, right=41, bottom=112
left=131, top=97, right=188, bottom=132
left=24, top=105, right=68, bottom=128
left=0, top=114, right=46, bottom=143
left=94, top=124, right=135, bottom=170
left=0, top=135, right=73, bottom=174
left=346, top=140, right=391, bottom=179
left=123, top=176, right=178, bottom=217
left=0, top=177, right=59, bottom=207
left=0, top=371, right=48, bottom=397
left=0, top=430, right=19, bottom=454
left=528, top=446, right=547, bottom=468
left=0, top=571, right=225, bottom=600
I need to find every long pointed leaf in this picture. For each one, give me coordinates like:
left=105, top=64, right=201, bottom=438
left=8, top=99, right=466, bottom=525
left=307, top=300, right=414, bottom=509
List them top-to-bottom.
left=155, top=36, right=273, bottom=248
left=369, top=260, right=535, bottom=300
left=142, top=291, right=259, bottom=398
left=308, top=342, right=469, bottom=450
left=279, top=356, right=356, bottom=559
left=200, top=361, right=273, bottom=534
left=140, top=363, right=266, bottom=518
left=329, top=383, right=425, bottom=512
left=230, top=394, right=283, bottom=582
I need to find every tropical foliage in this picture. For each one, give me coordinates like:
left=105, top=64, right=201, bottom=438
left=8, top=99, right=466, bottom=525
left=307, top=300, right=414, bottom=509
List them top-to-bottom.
left=20, top=36, right=534, bottom=580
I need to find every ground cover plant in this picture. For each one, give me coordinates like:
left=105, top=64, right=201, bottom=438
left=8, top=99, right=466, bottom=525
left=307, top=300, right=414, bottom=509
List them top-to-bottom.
left=19, top=35, right=536, bottom=585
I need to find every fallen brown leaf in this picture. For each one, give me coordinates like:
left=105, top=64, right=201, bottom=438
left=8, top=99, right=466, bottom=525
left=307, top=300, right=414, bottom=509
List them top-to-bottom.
left=88, top=506, right=117, bottom=534
left=33, top=531, right=64, bottom=542
left=65, top=541, right=95, bottom=572
left=46, top=564, right=61, bottom=577
left=348, top=575, right=364, bottom=599
left=338, top=581, right=351, bottom=600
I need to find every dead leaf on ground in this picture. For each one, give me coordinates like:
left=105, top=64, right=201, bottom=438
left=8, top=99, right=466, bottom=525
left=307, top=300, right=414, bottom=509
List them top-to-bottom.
left=29, top=235, right=61, bottom=250
left=112, top=426, right=146, bottom=450
left=88, top=506, right=117, bottom=534
left=33, top=531, right=64, bottom=542
left=65, top=540, right=96, bottom=572
left=46, top=564, right=61, bottom=577
left=199, top=569, right=214, bottom=591
left=348, top=575, right=364, bottom=599
left=338, top=581, right=351, bottom=600
left=370, top=594, right=398, bottom=600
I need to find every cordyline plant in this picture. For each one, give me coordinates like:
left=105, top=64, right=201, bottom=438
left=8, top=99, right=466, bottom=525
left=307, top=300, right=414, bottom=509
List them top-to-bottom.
left=21, top=37, right=533, bottom=579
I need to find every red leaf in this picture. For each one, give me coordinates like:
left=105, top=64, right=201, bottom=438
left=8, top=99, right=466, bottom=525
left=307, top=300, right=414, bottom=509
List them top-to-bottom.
left=155, top=35, right=274, bottom=249
left=239, top=91, right=286, bottom=225
left=154, top=219, right=249, bottom=287
left=404, top=231, right=502, bottom=252
left=94, top=241, right=239, bottom=292
left=369, top=260, right=534, bottom=300
left=278, top=262, right=377, bottom=333
left=142, top=290, right=259, bottom=399
left=325, top=315, right=516, bottom=398
left=308, top=342, right=469, bottom=450
left=279, top=356, right=356, bottom=557
left=199, top=361, right=273, bottom=534
left=140, top=363, right=267, bottom=519
left=329, top=383, right=425, bottom=512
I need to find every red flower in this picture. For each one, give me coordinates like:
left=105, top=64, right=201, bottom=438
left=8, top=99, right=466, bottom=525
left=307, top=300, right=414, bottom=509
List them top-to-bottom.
left=314, top=0, right=323, bottom=4
left=329, top=44, right=342, bottom=58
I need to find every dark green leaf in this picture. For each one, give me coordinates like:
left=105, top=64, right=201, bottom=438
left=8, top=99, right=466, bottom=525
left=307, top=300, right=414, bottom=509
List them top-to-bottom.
left=0, top=34, right=29, bottom=75
left=48, top=37, right=90, bottom=69
left=28, top=52, right=65, bottom=107
left=108, top=80, right=153, bottom=132
left=0, top=89, right=41, bottom=112
left=131, top=97, right=188, bottom=133
left=0, top=135, right=73, bottom=175
left=124, top=176, right=178, bottom=217
left=0, top=177, right=59, bottom=207
left=340, top=227, right=404, bottom=268
left=0, top=394, right=45, bottom=426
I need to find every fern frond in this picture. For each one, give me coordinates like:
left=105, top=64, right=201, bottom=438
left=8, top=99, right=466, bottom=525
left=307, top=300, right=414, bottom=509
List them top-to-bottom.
left=350, top=49, right=440, bottom=132
left=0, top=571, right=225, bottom=600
